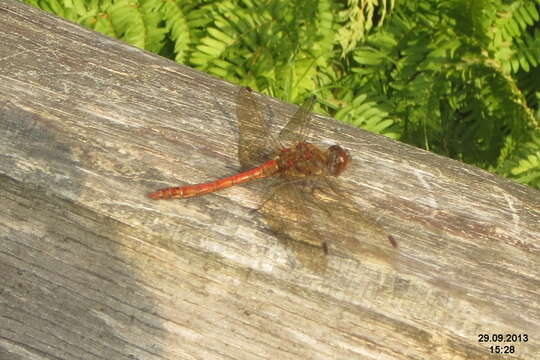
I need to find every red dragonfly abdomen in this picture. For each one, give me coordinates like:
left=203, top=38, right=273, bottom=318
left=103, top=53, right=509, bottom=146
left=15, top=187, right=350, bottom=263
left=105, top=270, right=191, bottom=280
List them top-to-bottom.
left=149, top=159, right=279, bottom=200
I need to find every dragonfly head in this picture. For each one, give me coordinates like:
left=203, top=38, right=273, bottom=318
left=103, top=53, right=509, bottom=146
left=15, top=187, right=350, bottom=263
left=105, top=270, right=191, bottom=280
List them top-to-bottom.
left=327, top=145, right=351, bottom=176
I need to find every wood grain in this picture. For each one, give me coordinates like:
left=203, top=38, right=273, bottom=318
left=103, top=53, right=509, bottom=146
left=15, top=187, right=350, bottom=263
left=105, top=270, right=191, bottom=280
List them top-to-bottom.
left=1, top=1, right=539, bottom=359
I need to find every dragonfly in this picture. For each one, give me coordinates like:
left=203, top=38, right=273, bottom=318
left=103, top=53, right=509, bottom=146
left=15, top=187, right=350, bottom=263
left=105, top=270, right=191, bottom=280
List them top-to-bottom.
left=149, top=87, right=396, bottom=270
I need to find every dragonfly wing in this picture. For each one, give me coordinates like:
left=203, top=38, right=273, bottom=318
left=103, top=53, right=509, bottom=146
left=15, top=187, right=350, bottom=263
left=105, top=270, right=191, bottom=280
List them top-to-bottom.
left=237, top=87, right=277, bottom=169
left=278, top=95, right=316, bottom=145
left=260, top=175, right=397, bottom=271
left=312, top=176, right=398, bottom=265
left=258, top=179, right=328, bottom=272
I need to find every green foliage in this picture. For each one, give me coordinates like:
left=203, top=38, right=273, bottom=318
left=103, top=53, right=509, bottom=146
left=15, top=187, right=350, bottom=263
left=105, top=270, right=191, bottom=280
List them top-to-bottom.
left=21, top=0, right=540, bottom=189
left=189, top=0, right=337, bottom=103
left=336, top=0, right=396, bottom=56
left=349, top=0, right=540, bottom=187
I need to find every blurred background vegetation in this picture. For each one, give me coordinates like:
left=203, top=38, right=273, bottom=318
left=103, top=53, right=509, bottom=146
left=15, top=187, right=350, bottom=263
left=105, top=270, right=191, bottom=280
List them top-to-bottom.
left=21, top=0, right=540, bottom=189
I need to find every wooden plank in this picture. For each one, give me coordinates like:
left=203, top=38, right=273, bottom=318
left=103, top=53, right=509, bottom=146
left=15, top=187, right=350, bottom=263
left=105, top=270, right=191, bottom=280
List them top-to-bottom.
left=1, top=1, right=539, bottom=359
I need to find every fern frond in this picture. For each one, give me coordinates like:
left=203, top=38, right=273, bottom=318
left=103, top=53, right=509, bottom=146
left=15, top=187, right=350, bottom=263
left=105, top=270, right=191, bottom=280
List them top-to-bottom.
left=188, top=0, right=337, bottom=102
left=336, top=0, right=396, bottom=56
left=491, top=0, right=540, bottom=74
left=335, top=93, right=399, bottom=138
left=498, top=133, right=540, bottom=188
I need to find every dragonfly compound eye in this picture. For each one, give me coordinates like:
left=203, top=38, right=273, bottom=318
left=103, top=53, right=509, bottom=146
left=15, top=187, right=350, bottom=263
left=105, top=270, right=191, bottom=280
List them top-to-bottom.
left=327, top=145, right=351, bottom=176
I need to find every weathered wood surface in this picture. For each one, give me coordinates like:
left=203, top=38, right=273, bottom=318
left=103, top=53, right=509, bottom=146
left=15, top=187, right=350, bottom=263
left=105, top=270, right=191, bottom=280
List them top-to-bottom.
left=1, top=1, right=539, bottom=359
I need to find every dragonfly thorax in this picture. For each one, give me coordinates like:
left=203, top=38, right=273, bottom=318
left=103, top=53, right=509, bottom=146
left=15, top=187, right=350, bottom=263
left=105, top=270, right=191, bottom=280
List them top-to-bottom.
left=276, top=142, right=350, bottom=178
